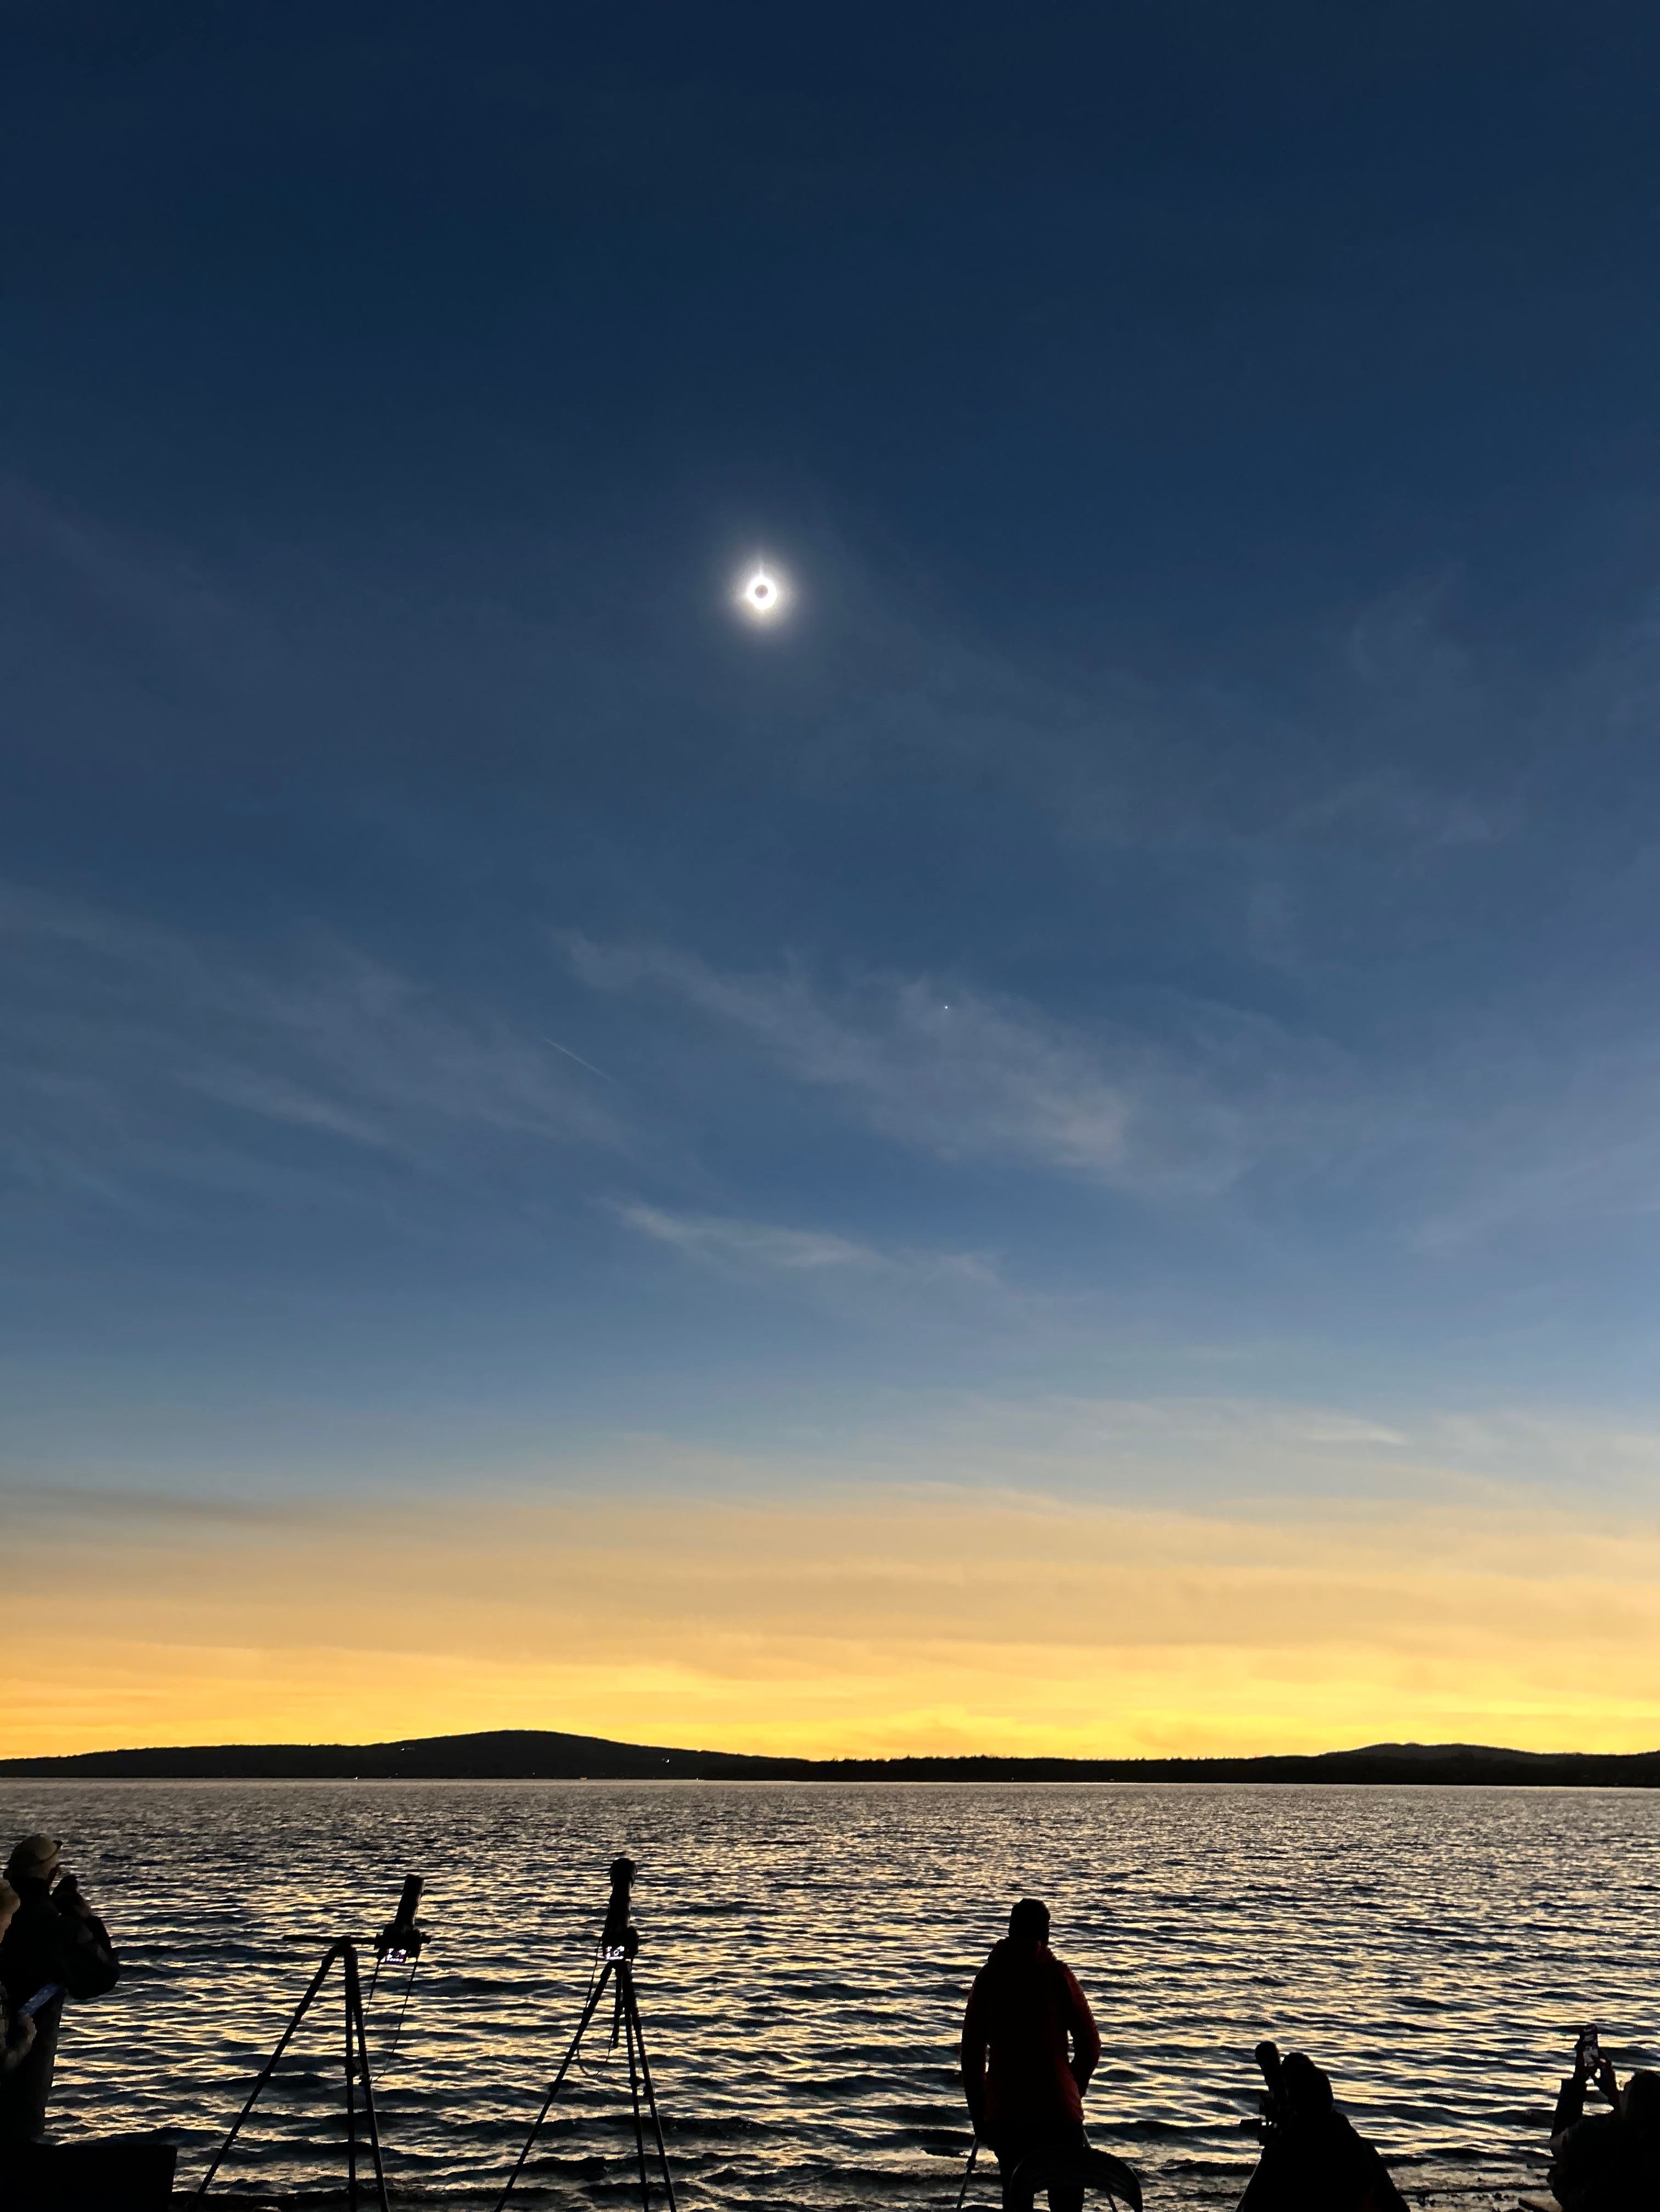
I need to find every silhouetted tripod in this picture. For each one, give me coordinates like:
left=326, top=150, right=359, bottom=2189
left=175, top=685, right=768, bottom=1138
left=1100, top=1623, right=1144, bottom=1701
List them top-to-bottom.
left=496, top=1857, right=677, bottom=2212
left=197, top=1937, right=389, bottom=2212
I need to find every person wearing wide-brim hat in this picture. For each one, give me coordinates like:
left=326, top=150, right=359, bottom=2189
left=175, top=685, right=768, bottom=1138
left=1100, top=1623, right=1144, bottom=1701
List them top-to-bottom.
left=0, top=1834, right=121, bottom=2143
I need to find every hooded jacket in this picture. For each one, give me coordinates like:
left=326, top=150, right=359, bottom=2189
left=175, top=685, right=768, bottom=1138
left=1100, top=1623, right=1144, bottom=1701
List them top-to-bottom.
left=961, top=1939, right=1101, bottom=2131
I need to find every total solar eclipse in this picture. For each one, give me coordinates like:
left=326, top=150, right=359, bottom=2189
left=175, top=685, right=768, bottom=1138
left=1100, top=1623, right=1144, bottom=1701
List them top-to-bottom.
left=737, top=565, right=790, bottom=621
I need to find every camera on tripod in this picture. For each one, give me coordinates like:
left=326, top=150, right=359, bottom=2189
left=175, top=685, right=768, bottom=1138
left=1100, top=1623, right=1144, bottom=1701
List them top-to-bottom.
left=497, top=1856, right=676, bottom=2212
left=600, top=1857, right=638, bottom=1963
left=375, top=1875, right=427, bottom=1968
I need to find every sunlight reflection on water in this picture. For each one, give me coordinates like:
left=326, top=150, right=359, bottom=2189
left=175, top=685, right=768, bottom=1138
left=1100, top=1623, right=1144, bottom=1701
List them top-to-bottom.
left=4, top=1780, right=1656, bottom=2209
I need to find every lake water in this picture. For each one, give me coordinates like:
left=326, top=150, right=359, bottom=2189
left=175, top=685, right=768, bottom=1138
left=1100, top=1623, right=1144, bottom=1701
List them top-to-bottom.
left=2, top=1780, right=1656, bottom=2210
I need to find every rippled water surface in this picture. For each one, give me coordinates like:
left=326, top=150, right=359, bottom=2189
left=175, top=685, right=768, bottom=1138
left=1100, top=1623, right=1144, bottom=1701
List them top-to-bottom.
left=3, top=1781, right=1656, bottom=2210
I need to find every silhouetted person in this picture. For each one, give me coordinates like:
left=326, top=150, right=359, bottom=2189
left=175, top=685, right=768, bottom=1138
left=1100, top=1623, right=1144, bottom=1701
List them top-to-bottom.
left=0, top=1836, right=120, bottom=2143
left=0, top=1885, right=38, bottom=2086
left=961, top=1899, right=1103, bottom=2212
left=1548, top=2035, right=1660, bottom=2211
left=1238, top=2043, right=1408, bottom=2212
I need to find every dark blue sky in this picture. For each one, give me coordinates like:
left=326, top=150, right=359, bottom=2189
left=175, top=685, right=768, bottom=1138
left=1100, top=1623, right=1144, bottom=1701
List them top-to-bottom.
left=8, top=0, right=1660, bottom=1503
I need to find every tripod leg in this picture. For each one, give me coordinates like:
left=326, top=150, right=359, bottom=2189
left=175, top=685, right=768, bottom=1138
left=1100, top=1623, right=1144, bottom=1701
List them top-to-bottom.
left=197, top=1941, right=344, bottom=2198
left=347, top=1944, right=392, bottom=2212
left=345, top=1950, right=359, bottom=2212
left=493, top=1960, right=617, bottom=2212
left=386, top=1961, right=419, bottom=2062
left=620, top=1972, right=652, bottom=2212
left=622, top=1976, right=678, bottom=2212
left=952, top=2137, right=979, bottom=2212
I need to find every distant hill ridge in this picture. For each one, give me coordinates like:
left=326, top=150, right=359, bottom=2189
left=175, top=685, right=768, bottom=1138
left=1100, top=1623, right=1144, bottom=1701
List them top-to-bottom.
left=2, top=1728, right=1658, bottom=1786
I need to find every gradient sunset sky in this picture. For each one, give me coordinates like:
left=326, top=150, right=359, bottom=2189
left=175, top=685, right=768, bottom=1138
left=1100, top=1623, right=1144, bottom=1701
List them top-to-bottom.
left=7, top=2, right=1660, bottom=1759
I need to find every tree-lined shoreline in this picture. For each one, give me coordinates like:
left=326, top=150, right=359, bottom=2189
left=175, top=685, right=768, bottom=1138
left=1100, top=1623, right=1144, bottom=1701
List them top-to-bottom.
left=3, top=1731, right=1657, bottom=1786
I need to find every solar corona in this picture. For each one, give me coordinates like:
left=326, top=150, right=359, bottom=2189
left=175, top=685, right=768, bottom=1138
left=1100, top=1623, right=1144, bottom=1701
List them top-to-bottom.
left=737, top=565, right=789, bottom=620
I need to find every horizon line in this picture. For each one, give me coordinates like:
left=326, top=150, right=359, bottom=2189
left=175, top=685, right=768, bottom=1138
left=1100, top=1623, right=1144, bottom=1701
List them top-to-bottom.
left=6, top=1724, right=1660, bottom=1779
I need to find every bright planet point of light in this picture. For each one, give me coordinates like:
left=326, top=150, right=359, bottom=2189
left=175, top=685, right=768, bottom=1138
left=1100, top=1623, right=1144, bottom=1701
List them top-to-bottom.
left=738, top=566, right=788, bottom=620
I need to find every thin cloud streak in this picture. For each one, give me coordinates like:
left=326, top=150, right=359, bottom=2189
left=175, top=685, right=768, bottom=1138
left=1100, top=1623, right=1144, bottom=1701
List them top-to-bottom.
left=1, top=884, right=621, bottom=1207
left=571, top=928, right=1660, bottom=1253
left=568, top=936, right=1360, bottom=1200
left=541, top=1035, right=619, bottom=1083
left=619, top=1202, right=1001, bottom=1288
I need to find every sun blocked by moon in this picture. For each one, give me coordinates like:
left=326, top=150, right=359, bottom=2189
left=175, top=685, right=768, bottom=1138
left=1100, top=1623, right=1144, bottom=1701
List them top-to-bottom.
left=735, top=563, right=791, bottom=623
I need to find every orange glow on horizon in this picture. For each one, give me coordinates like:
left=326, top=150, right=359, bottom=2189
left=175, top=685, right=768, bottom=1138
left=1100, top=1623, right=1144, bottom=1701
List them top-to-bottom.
left=5, top=1481, right=1660, bottom=1762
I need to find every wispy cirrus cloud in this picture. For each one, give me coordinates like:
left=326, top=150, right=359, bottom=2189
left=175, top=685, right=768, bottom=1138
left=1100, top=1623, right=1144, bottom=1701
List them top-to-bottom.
left=2, top=884, right=620, bottom=1206
left=570, top=929, right=1660, bottom=1253
left=569, top=936, right=1359, bottom=1199
left=1404, top=1026, right=1660, bottom=1251
left=619, top=1201, right=1000, bottom=1289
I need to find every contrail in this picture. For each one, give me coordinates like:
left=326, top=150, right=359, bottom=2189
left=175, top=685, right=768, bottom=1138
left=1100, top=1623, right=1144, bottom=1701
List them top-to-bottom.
left=542, top=1035, right=618, bottom=1083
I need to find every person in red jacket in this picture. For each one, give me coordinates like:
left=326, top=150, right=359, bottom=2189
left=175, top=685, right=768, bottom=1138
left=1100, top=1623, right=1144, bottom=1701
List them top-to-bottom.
left=961, top=1898, right=1102, bottom=2212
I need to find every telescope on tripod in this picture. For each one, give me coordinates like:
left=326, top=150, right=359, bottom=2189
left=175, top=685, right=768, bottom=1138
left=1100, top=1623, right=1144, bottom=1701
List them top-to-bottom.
left=496, top=1856, right=678, bottom=2212
left=197, top=1858, right=677, bottom=2212
left=196, top=1874, right=429, bottom=2212
left=368, top=1874, right=428, bottom=2060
